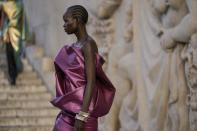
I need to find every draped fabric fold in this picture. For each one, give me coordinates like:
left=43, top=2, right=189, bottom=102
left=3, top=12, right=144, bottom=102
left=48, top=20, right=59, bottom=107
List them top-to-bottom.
left=51, top=44, right=116, bottom=131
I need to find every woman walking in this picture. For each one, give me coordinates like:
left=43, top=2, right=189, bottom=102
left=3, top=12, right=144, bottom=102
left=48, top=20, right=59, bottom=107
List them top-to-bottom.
left=51, top=5, right=116, bottom=131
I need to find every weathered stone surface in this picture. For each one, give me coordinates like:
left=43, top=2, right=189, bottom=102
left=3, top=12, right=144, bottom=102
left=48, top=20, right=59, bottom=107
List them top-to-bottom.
left=21, top=0, right=197, bottom=131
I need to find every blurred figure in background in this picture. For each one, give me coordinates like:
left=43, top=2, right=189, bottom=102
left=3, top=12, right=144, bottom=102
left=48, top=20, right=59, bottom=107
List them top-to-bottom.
left=0, top=0, right=30, bottom=85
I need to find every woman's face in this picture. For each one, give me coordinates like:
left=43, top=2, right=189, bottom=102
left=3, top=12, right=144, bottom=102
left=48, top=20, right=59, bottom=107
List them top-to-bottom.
left=63, top=11, right=78, bottom=34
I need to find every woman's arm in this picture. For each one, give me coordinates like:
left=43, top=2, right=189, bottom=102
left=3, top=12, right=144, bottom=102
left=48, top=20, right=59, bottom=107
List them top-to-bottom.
left=74, top=39, right=97, bottom=131
left=81, top=40, right=96, bottom=112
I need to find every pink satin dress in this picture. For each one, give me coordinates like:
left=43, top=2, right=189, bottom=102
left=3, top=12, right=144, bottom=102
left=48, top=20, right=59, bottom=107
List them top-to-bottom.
left=51, top=44, right=116, bottom=131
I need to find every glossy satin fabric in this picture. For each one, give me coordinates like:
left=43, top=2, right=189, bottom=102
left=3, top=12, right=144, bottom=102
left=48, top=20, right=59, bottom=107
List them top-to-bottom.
left=51, top=44, right=116, bottom=131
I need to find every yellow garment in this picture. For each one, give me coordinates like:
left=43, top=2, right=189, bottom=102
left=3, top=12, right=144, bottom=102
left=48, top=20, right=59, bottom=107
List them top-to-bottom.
left=0, top=0, right=30, bottom=73
left=0, top=1, right=27, bottom=51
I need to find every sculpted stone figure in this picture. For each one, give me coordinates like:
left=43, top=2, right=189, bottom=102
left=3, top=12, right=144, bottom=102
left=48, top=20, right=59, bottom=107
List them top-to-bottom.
left=86, top=0, right=123, bottom=71
left=87, top=0, right=197, bottom=130
left=97, top=0, right=122, bottom=19
left=118, top=0, right=197, bottom=131
left=160, top=0, right=197, bottom=130
left=86, top=1, right=135, bottom=131
left=103, top=1, right=135, bottom=131
left=105, top=43, right=133, bottom=131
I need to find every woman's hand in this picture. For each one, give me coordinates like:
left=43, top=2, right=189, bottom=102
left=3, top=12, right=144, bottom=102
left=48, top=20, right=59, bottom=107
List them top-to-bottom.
left=74, top=119, right=85, bottom=131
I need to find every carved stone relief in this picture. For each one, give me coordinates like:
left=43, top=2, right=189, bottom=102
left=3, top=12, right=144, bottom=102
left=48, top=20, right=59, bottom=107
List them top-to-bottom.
left=22, top=0, right=197, bottom=130
left=86, top=0, right=122, bottom=70
left=117, top=0, right=196, bottom=130
left=104, top=1, right=134, bottom=131
left=88, top=15, right=114, bottom=70
left=183, top=33, right=197, bottom=131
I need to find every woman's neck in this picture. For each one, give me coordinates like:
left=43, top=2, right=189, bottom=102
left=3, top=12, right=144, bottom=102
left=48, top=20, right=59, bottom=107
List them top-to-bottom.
left=75, top=26, right=88, bottom=43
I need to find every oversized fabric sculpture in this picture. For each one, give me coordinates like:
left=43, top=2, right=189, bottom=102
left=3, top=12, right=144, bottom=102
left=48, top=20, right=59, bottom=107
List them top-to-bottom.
left=51, top=44, right=116, bottom=131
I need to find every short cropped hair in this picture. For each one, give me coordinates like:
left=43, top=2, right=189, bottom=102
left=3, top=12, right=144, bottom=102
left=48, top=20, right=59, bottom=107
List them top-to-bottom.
left=67, top=5, right=88, bottom=24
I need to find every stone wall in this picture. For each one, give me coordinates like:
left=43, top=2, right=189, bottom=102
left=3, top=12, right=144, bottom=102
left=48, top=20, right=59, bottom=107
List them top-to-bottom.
left=23, top=0, right=197, bottom=131
left=23, top=0, right=83, bottom=57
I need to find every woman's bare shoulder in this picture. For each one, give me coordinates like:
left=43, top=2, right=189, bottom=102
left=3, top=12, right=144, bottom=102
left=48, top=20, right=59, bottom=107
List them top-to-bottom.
left=82, top=36, right=98, bottom=53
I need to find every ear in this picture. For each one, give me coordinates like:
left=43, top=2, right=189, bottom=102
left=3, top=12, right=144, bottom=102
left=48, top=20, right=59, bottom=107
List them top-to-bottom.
left=73, top=17, right=79, bottom=24
left=75, top=17, right=84, bottom=25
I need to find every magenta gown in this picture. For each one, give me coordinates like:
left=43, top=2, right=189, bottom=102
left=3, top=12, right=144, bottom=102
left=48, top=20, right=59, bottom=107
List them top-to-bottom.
left=50, top=44, right=116, bottom=131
